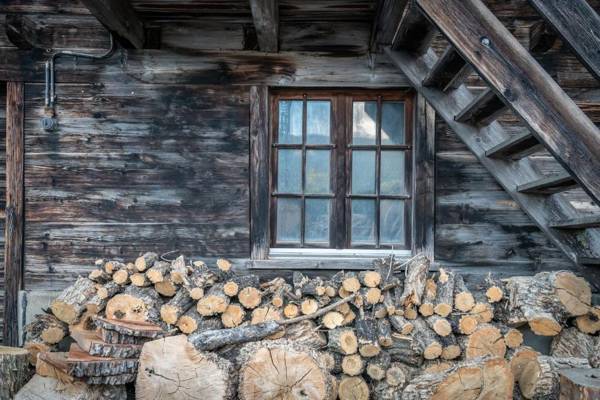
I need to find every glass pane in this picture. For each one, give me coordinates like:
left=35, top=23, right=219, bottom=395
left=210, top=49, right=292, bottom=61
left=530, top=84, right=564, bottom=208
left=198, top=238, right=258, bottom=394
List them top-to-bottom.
left=278, top=100, right=302, bottom=144
left=307, top=101, right=331, bottom=144
left=352, top=101, right=377, bottom=144
left=381, top=102, right=405, bottom=145
left=277, top=149, right=302, bottom=193
left=306, top=150, right=330, bottom=194
left=352, top=151, right=376, bottom=194
left=381, top=151, right=406, bottom=195
left=276, top=198, right=302, bottom=243
left=305, top=199, right=330, bottom=243
left=352, top=200, right=376, bottom=245
left=380, top=200, right=405, bottom=245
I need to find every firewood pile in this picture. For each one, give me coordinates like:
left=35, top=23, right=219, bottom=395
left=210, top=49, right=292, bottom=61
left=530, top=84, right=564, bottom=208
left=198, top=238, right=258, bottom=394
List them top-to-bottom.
left=4, top=252, right=600, bottom=399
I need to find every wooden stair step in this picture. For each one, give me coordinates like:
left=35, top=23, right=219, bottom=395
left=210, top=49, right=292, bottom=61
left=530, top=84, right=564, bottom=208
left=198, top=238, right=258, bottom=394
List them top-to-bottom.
left=391, top=1, right=435, bottom=55
left=422, top=46, right=471, bottom=91
left=455, top=88, right=508, bottom=126
left=485, top=132, right=544, bottom=160
left=517, top=172, right=577, bottom=194
left=550, top=215, right=600, bottom=229
left=576, top=256, right=600, bottom=266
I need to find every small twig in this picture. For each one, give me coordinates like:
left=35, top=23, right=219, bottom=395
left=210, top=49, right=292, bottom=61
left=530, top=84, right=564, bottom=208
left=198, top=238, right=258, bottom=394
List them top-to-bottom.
left=279, top=293, right=358, bottom=325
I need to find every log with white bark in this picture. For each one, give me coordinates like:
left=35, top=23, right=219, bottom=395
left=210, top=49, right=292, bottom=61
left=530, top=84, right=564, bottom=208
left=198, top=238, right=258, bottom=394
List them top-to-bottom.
left=134, top=252, right=158, bottom=272
left=398, top=254, right=430, bottom=307
left=169, top=255, right=189, bottom=285
left=50, top=277, right=97, bottom=324
left=160, top=288, right=194, bottom=325
left=177, top=308, right=223, bottom=334
left=24, top=313, right=68, bottom=346
left=389, top=314, right=414, bottom=335
left=426, top=314, right=452, bottom=337
left=94, top=317, right=165, bottom=339
left=356, top=317, right=381, bottom=357
left=411, top=318, right=442, bottom=360
left=188, top=320, right=283, bottom=351
left=283, top=320, right=327, bottom=349
left=550, top=327, right=596, bottom=362
left=70, top=328, right=142, bottom=358
left=136, top=335, right=235, bottom=400
left=387, top=335, right=423, bottom=367
left=237, top=339, right=337, bottom=400
left=66, top=344, right=139, bottom=377
left=0, top=346, right=32, bottom=399
left=366, top=351, right=391, bottom=380
left=15, top=375, right=126, bottom=400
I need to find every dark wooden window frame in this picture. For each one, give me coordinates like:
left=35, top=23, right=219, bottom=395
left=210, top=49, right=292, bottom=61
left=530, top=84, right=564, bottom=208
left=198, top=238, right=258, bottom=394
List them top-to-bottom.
left=250, top=86, right=435, bottom=261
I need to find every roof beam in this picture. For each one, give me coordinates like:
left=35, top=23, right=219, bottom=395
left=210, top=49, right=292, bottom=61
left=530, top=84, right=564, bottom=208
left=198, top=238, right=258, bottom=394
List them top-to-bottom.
left=79, top=0, right=145, bottom=49
left=249, top=0, right=279, bottom=52
left=369, top=0, right=409, bottom=53
left=391, top=0, right=434, bottom=55
left=416, top=0, right=600, bottom=206
left=528, top=0, right=600, bottom=80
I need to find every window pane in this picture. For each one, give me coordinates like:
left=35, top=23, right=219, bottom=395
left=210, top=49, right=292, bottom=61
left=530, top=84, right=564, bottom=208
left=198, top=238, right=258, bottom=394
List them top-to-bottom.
left=278, top=100, right=302, bottom=144
left=307, top=101, right=331, bottom=144
left=352, top=101, right=377, bottom=144
left=381, top=102, right=405, bottom=145
left=278, top=149, right=302, bottom=193
left=306, top=150, right=330, bottom=194
left=352, top=151, right=376, bottom=194
left=381, top=151, right=406, bottom=195
left=276, top=198, right=302, bottom=243
left=305, top=199, right=330, bottom=244
left=352, top=200, right=376, bottom=245
left=380, top=200, right=405, bottom=245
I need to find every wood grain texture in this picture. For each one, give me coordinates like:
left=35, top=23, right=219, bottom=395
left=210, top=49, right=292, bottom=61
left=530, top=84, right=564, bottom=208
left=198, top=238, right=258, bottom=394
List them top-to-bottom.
left=79, top=0, right=145, bottom=48
left=249, top=0, right=278, bottom=52
left=3, top=82, right=24, bottom=346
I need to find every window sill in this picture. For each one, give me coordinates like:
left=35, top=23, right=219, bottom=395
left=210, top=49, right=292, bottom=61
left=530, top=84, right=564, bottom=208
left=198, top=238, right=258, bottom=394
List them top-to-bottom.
left=269, top=248, right=411, bottom=258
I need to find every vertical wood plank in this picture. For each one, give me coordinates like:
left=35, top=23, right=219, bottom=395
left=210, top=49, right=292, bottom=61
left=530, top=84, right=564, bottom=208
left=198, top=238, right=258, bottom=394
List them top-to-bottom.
left=3, top=82, right=24, bottom=346
left=250, top=86, right=270, bottom=259
left=412, top=94, right=435, bottom=259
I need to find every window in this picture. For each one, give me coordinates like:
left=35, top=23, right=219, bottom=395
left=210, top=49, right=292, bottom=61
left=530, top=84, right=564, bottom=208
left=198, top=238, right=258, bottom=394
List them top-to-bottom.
left=269, top=90, right=413, bottom=251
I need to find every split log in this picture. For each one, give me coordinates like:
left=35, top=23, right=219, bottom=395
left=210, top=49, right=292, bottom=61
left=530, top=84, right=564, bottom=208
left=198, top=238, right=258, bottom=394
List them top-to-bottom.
left=134, top=252, right=157, bottom=272
left=398, top=254, right=430, bottom=307
left=169, top=255, right=189, bottom=285
left=145, top=260, right=170, bottom=283
left=433, top=268, right=454, bottom=317
left=359, top=270, right=382, bottom=288
left=502, top=271, right=591, bottom=336
left=454, top=274, right=475, bottom=312
left=154, top=276, right=177, bottom=297
left=50, top=277, right=97, bottom=324
left=418, top=278, right=437, bottom=316
left=197, top=283, right=230, bottom=316
left=105, top=285, right=162, bottom=323
left=160, top=288, right=194, bottom=325
left=574, top=306, right=600, bottom=334
left=24, top=313, right=68, bottom=345
left=389, top=315, right=414, bottom=335
left=426, top=315, right=452, bottom=337
left=94, top=317, right=165, bottom=339
left=356, top=317, right=381, bottom=357
left=411, top=318, right=442, bottom=360
left=377, top=319, right=393, bottom=347
left=188, top=320, right=283, bottom=351
left=283, top=320, right=327, bottom=349
left=461, top=323, right=506, bottom=359
left=550, top=327, right=595, bottom=361
left=70, top=328, right=142, bottom=358
left=328, top=328, right=358, bottom=355
left=137, top=335, right=235, bottom=400
left=387, top=335, right=424, bottom=367
left=237, top=340, right=336, bottom=400
left=67, top=344, right=139, bottom=377
left=0, top=346, right=32, bottom=399
left=36, top=351, right=75, bottom=383
left=366, top=351, right=391, bottom=380
left=342, top=354, right=365, bottom=376
left=403, top=357, right=513, bottom=399
left=559, top=368, right=600, bottom=400
left=15, top=375, right=126, bottom=400
left=338, top=376, right=369, bottom=400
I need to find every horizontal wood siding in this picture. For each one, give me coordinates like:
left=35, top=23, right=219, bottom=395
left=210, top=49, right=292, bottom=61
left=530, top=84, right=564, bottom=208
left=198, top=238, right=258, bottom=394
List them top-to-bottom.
left=0, top=84, right=5, bottom=342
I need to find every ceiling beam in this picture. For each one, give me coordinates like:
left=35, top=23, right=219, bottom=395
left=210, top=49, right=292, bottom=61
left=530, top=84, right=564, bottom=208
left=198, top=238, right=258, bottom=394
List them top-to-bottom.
left=79, top=0, right=146, bottom=49
left=249, top=0, right=279, bottom=52
left=369, top=0, right=409, bottom=53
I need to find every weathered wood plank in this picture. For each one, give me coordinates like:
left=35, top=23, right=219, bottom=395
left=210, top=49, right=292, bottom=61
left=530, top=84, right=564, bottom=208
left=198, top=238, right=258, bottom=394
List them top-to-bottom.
left=78, top=0, right=145, bottom=48
left=249, top=0, right=278, bottom=52
left=369, top=0, right=409, bottom=53
left=391, top=0, right=434, bottom=54
left=416, top=0, right=600, bottom=206
left=528, top=0, right=600, bottom=80
left=5, top=14, right=39, bottom=49
left=528, top=20, right=557, bottom=53
left=422, top=46, right=470, bottom=92
left=3, top=82, right=24, bottom=346
left=250, top=86, right=269, bottom=260
left=454, top=88, right=508, bottom=126
left=485, top=132, right=543, bottom=160
left=517, top=172, right=577, bottom=194
left=550, top=215, right=600, bottom=230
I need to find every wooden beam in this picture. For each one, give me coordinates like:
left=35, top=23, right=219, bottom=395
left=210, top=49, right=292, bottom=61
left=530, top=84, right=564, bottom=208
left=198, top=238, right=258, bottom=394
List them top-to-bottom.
left=79, top=0, right=145, bottom=49
left=249, top=0, right=279, bottom=52
left=369, top=0, right=409, bottom=53
left=391, top=0, right=434, bottom=54
left=416, top=0, right=600, bottom=206
left=528, top=0, right=600, bottom=80
left=5, top=14, right=39, bottom=49
left=529, top=20, right=557, bottom=53
left=422, top=46, right=471, bottom=91
left=3, top=82, right=25, bottom=346
left=250, top=86, right=270, bottom=260
left=454, top=88, right=507, bottom=126
left=485, top=132, right=543, bottom=160
left=517, top=172, right=578, bottom=195
left=550, top=215, right=600, bottom=230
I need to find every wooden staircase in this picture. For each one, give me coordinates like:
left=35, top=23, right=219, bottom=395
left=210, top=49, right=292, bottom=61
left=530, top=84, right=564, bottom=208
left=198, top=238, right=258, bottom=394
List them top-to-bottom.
left=384, top=0, right=600, bottom=272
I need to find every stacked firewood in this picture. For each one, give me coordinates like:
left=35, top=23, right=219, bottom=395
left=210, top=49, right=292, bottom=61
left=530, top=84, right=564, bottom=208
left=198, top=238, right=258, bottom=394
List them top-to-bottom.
left=9, top=252, right=600, bottom=400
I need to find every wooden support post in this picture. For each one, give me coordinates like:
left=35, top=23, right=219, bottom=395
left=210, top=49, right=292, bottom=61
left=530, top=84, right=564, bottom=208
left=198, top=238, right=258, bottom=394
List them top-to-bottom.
left=79, top=0, right=145, bottom=49
left=249, top=0, right=279, bottom=52
left=3, top=82, right=25, bottom=346
left=250, top=86, right=270, bottom=260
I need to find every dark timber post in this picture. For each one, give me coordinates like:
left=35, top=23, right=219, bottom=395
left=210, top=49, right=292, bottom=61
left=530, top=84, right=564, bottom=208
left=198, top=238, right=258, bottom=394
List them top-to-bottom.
left=3, top=81, right=24, bottom=346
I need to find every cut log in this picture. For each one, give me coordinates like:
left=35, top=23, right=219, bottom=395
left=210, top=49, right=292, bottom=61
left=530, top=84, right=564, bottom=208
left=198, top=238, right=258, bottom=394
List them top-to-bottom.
left=134, top=252, right=157, bottom=272
left=399, top=254, right=430, bottom=307
left=170, top=255, right=189, bottom=285
left=216, top=258, right=232, bottom=273
left=104, top=260, right=126, bottom=275
left=145, top=260, right=170, bottom=283
left=88, top=268, right=111, bottom=283
left=433, top=268, right=454, bottom=317
left=112, top=269, right=130, bottom=285
left=359, top=270, right=382, bottom=288
left=502, top=271, right=591, bottom=336
left=130, top=272, right=151, bottom=287
left=342, top=272, right=361, bottom=293
left=454, top=274, right=475, bottom=312
left=485, top=275, right=504, bottom=303
left=50, top=277, right=97, bottom=324
left=154, top=277, right=177, bottom=297
left=419, top=278, right=437, bottom=316
left=97, top=281, right=121, bottom=300
left=197, top=283, right=230, bottom=316
left=105, top=285, right=162, bottom=323
left=238, top=286, right=262, bottom=309
left=361, top=287, right=383, bottom=305
left=160, top=288, right=194, bottom=325
left=301, top=297, right=319, bottom=315
left=470, top=300, right=494, bottom=324
left=221, top=303, right=246, bottom=328
left=284, top=303, right=300, bottom=318
left=404, top=305, right=418, bottom=320
left=574, top=306, right=600, bottom=334
left=250, top=307, right=283, bottom=339
left=178, top=308, right=222, bottom=334
left=322, top=311, right=345, bottom=329
left=24, top=313, right=68, bottom=345
left=389, top=315, right=414, bottom=335
left=426, top=315, right=452, bottom=337
left=94, top=317, right=165, bottom=339
left=356, top=317, right=382, bottom=357
left=412, top=318, right=442, bottom=360
left=377, top=319, right=393, bottom=347
left=188, top=320, right=283, bottom=351
left=283, top=320, right=327, bottom=349
left=461, top=323, right=506, bottom=359
left=501, top=326, right=524, bottom=349
left=550, top=327, right=595, bottom=361
left=71, top=328, right=141, bottom=358
left=328, top=328, right=358, bottom=355
left=100, top=329, right=147, bottom=345
left=440, top=334, right=461, bottom=360
left=137, top=335, right=235, bottom=400
left=387, top=335, right=424, bottom=367
left=237, top=340, right=336, bottom=400
left=24, top=341, right=54, bottom=366
left=66, top=344, right=139, bottom=377
left=0, top=346, right=32, bottom=399
left=36, top=351, right=75, bottom=383
left=366, top=352, right=391, bottom=380
left=342, top=354, right=365, bottom=376
left=403, top=357, right=513, bottom=399
left=386, top=362, right=411, bottom=387
left=559, top=368, right=600, bottom=400
left=15, top=375, right=127, bottom=400
left=338, top=376, right=369, bottom=400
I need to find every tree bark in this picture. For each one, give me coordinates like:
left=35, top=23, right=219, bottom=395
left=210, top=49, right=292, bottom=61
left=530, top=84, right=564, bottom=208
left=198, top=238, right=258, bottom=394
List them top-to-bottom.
left=398, top=254, right=430, bottom=308
left=433, top=268, right=454, bottom=317
left=50, top=277, right=97, bottom=324
left=105, top=286, right=163, bottom=324
left=160, top=288, right=194, bottom=325
left=188, top=320, right=283, bottom=351
left=0, top=346, right=32, bottom=399
left=559, top=368, right=600, bottom=400
left=15, top=375, right=126, bottom=400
